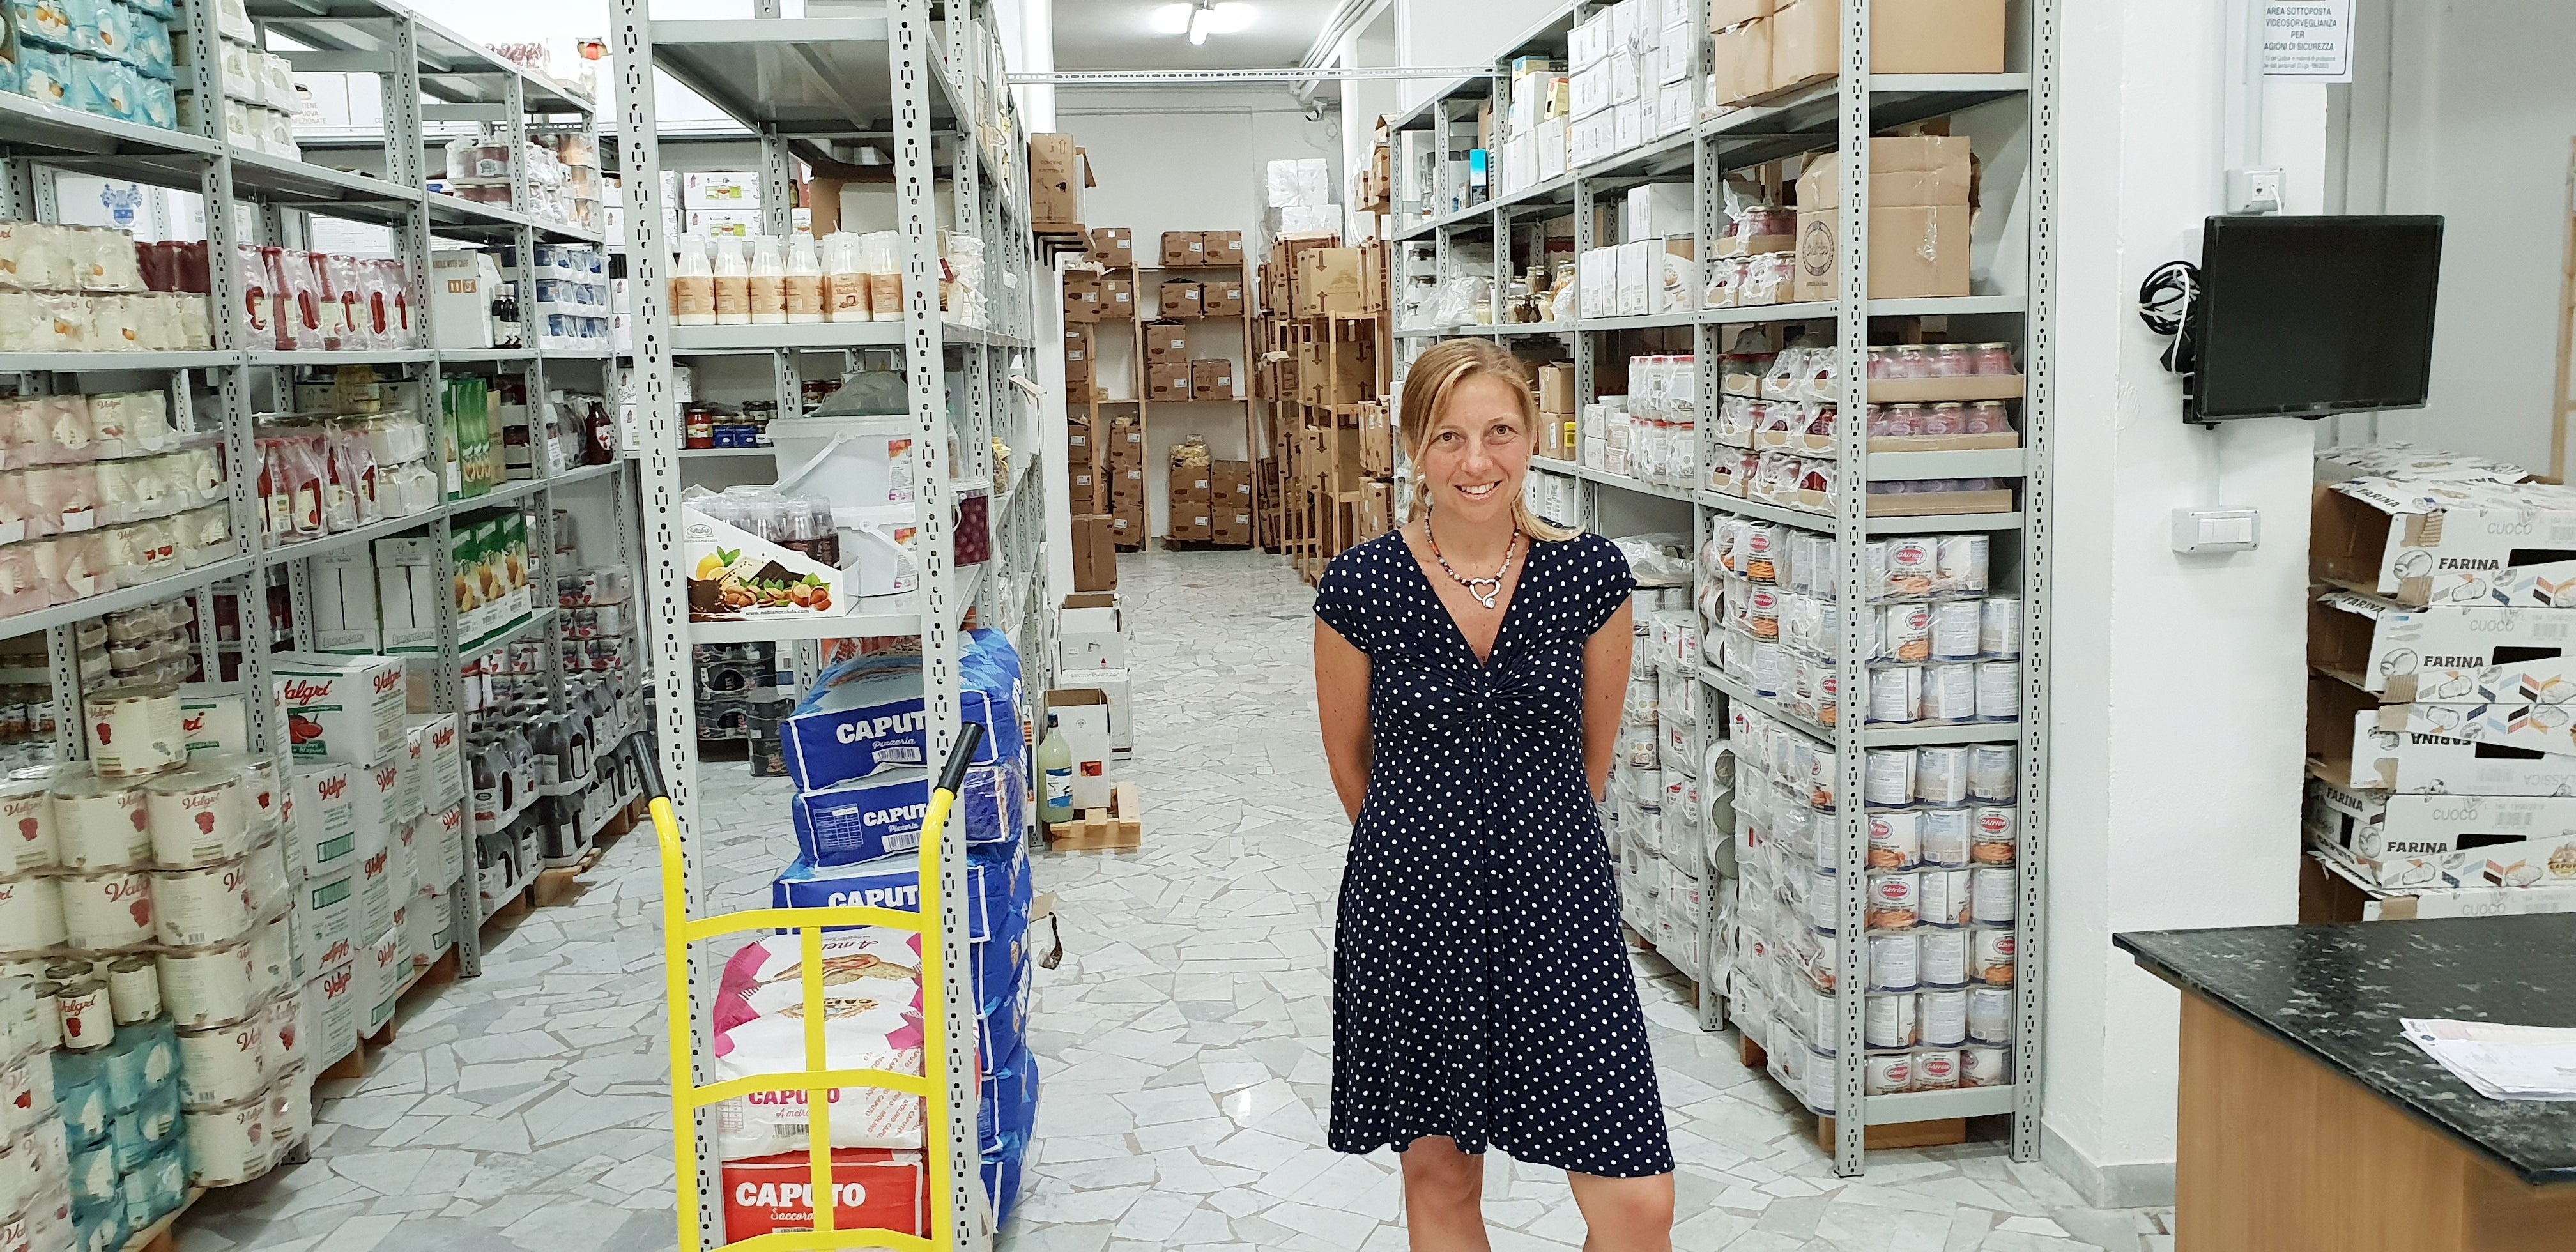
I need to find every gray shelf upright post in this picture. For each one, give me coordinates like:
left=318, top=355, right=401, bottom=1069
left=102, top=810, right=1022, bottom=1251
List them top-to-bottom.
left=1829, top=0, right=1874, bottom=1179
left=2014, top=0, right=2060, bottom=1168
left=612, top=3, right=719, bottom=1240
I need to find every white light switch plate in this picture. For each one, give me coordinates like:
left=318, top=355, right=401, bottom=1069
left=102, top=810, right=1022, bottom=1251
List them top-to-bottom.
left=2172, top=507, right=2262, bottom=554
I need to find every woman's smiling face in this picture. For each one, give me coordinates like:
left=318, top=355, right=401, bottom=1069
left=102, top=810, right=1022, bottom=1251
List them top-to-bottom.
left=1418, top=374, right=1533, bottom=528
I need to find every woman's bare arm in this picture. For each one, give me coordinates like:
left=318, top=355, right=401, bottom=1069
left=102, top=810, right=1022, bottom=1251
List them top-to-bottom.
left=1581, top=598, right=1636, bottom=802
left=1315, top=618, right=1374, bottom=823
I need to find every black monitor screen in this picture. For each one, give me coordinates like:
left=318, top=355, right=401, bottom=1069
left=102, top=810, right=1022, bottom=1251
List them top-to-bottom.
left=2189, top=215, right=2444, bottom=422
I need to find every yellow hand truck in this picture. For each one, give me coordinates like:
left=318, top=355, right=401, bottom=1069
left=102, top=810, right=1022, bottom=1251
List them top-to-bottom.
left=652, top=722, right=993, bottom=1251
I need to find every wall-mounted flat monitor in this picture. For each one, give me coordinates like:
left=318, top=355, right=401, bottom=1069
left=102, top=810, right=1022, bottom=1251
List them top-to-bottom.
left=2187, top=215, right=2445, bottom=423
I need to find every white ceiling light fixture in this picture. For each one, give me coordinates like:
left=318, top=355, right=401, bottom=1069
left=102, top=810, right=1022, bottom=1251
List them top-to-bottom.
left=1146, top=2, right=1256, bottom=44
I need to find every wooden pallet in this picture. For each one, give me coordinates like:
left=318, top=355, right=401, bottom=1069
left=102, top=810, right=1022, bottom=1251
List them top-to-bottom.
left=1158, top=538, right=1257, bottom=552
left=1045, top=782, right=1142, bottom=851
left=533, top=842, right=607, bottom=908
left=321, top=947, right=461, bottom=1080
left=1817, top=1113, right=1969, bottom=1151
left=119, top=1186, right=208, bottom=1252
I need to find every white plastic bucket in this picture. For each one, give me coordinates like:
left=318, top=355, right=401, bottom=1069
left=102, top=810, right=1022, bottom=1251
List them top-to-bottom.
left=767, top=414, right=919, bottom=507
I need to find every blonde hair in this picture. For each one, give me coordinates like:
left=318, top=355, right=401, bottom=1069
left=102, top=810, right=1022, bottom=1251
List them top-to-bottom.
left=1399, top=338, right=1581, bottom=542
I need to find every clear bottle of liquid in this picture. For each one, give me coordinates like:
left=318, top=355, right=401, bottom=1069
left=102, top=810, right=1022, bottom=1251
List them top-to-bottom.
left=862, top=231, right=902, bottom=322
left=821, top=232, right=866, bottom=323
left=671, top=233, right=715, bottom=326
left=785, top=233, right=825, bottom=324
left=711, top=234, right=751, bottom=326
left=747, top=236, right=786, bottom=325
left=806, top=496, right=839, bottom=568
left=1037, top=713, right=1075, bottom=825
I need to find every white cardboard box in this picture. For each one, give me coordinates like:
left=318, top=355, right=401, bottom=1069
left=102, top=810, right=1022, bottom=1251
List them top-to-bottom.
left=1570, top=12, right=1611, bottom=69
left=1657, top=22, right=1696, bottom=83
left=1608, top=51, right=1641, bottom=105
left=1570, top=64, right=1609, bottom=118
left=1613, top=100, right=1648, bottom=153
left=1572, top=114, right=1616, bottom=168
left=1537, top=118, right=1570, bottom=181
left=682, top=171, right=762, bottom=208
left=1627, top=183, right=1694, bottom=243
left=1616, top=240, right=1653, bottom=316
left=427, top=252, right=494, bottom=351
left=2313, top=476, right=2576, bottom=608
left=372, top=537, right=443, bottom=653
left=312, top=548, right=380, bottom=653
left=2309, top=588, right=2576, bottom=700
left=1057, top=593, right=1127, bottom=671
left=272, top=652, right=408, bottom=766
left=1054, top=669, right=1133, bottom=757
left=1041, top=689, right=1114, bottom=809
left=2333, top=705, right=2576, bottom=797
left=290, top=760, right=359, bottom=880
left=2305, top=851, right=2576, bottom=920
left=295, top=867, right=356, bottom=973
left=362, top=923, right=403, bottom=1035
left=307, top=959, right=358, bottom=1064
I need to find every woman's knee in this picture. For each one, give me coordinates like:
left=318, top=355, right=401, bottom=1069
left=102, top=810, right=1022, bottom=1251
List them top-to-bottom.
left=1399, top=1138, right=1485, bottom=1203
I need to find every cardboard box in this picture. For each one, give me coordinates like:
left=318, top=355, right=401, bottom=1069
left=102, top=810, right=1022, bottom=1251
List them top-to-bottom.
left=1711, top=0, right=1775, bottom=27
left=1770, top=0, right=1839, bottom=93
left=1872, top=0, right=2006, bottom=73
left=1537, top=117, right=1571, bottom=181
left=1029, top=134, right=1092, bottom=225
left=1793, top=134, right=1973, bottom=301
left=1797, top=135, right=1976, bottom=213
left=682, top=172, right=762, bottom=208
left=1088, top=226, right=1134, bottom=268
left=1204, top=229, right=1246, bottom=266
left=1160, top=231, right=1206, bottom=268
left=1295, top=248, right=1365, bottom=316
left=1061, top=271, right=1102, bottom=324
left=1101, top=275, right=1135, bottom=317
left=1202, top=280, right=1246, bottom=318
left=1159, top=281, right=1203, bottom=317
left=1142, top=321, right=1189, bottom=363
left=1190, top=359, right=1235, bottom=401
left=1148, top=363, right=1191, bottom=401
left=1538, top=363, right=1578, bottom=415
left=1360, top=405, right=1395, bottom=476
left=1066, top=418, right=1097, bottom=464
left=1107, top=422, right=1146, bottom=466
left=1211, top=460, right=1252, bottom=507
left=1067, top=461, right=1101, bottom=500
left=1109, top=464, right=1146, bottom=505
left=2312, top=477, right=2576, bottom=609
left=1167, top=479, right=1211, bottom=541
left=1360, top=482, right=1393, bottom=538
left=685, top=503, right=848, bottom=624
left=1108, top=508, right=1143, bottom=547
left=1212, top=508, right=1252, bottom=546
left=1071, top=517, right=1117, bottom=595
left=312, top=549, right=381, bottom=653
left=2310, top=589, right=2576, bottom=701
left=273, top=652, right=408, bottom=766
left=1052, top=669, right=1132, bottom=755
left=2311, top=677, right=2576, bottom=797
left=1041, top=689, right=1114, bottom=809
left=2304, top=789, right=2576, bottom=892
left=2299, top=850, right=2576, bottom=922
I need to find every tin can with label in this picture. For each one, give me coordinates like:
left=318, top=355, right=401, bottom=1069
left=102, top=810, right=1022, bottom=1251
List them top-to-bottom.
left=1937, top=535, right=1988, bottom=593
left=1883, top=537, right=1938, bottom=595
left=1980, top=597, right=2022, bottom=659
left=1929, top=599, right=1983, bottom=660
left=1879, top=602, right=1931, bottom=662
left=1976, top=661, right=2021, bottom=721
left=1921, top=663, right=1978, bottom=721
left=1868, top=666, right=1920, bottom=723
left=83, top=685, right=185, bottom=778
left=1968, top=744, right=2017, bottom=801
left=1913, top=746, right=1970, bottom=807
left=1863, top=749, right=1914, bottom=807
left=239, top=755, right=284, bottom=832
left=144, top=765, right=249, bottom=867
left=50, top=769, right=148, bottom=869
left=0, top=776, right=55, bottom=874
left=1971, top=805, right=2018, bottom=865
left=1919, top=808, right=1970, bottom=870
left=1866, top=811, right=1919, bottom=870
left=244, top=834, right=287, bottom=915
left=150, top=860, right=253, bottom=947
left=1971, top=867, right=2018, bottom=925
left=1919, top=868, right=1971, bottom=928
left=59, top=869, right=151, bottom=949
left=1864, top=871, right=1919, bottom=929
left=0, top=880, right=61, bottom=956
left=250, top=913, right=290, bottom=997
left=1974, top=927, right=2018, bottom=986
left=1919, top=929, right=1970, bottom=989
left=1867, top=931, right=1920, bottom=993
left=157, top=941, right=257, bottom=1029
left=105, top=956, right=157, bottom=1026
left=50, top=979, right=107, bottom=1051
left=1920, top=986, right=1970, bottom=1044
left=1968, top=986, right=2013, bottom=1044
left=264, top=989, right=303, bottom=1068
left=1864, top=991, right=1918, bottom=1050
left=176, top=1019, right=266, bottom=1107
left=1963, top=1043, right=2011, bottom=1086
left=1913, top=1048, right=1962, bottom=1089
left=1865, top=1051, right=1912, bottom=1095
left=266, top=1067, right=311, bottom=1158
left=183, top=1096, right=270, bottom=1186
left=66, top=1138, right=114, bottom=1207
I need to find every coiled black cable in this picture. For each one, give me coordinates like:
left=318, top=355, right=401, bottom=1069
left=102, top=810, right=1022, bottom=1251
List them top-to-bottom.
left=2138, top=260, right=2202, bottom=374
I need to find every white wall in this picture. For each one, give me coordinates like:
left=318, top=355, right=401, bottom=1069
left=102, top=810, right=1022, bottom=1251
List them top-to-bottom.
left=1393, top=0, right=1561, bottom=110
left=2042, top=0, right=2330, bottom=1207
left=2332, top=0, right=2576, bottom=475
left=1057, top=91, right=1342, bottom=532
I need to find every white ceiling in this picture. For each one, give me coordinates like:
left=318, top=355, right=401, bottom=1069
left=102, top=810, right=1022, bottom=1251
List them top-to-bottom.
left=1050, top=0, right=1335, bottom=71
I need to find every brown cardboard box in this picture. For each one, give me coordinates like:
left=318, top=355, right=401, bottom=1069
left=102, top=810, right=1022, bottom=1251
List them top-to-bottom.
left=1710, top=0, right=1773, bottom=27
left=1770, top=0, right=1837, bottom=93
left=1873, top=0, right=2005, bottom=72
left=1712, top=17, right=1773, bottom=105
left=1029, top=135, right=1092, bottom=226
left=1793, top=136, right=1975, bottom=302
left=1088, top=227, right=1134, bottom=268
left=1204, top=229, right=1246, bottom=266
left=1160, top=231, right=1207, bottom=267
left=1356, top=236, right=1392, bottom=314
left=1294, top=248, right=1365, bottom=316
left=1062, top=271, right=1101, bottom=323
left=1101, top=275, right=1135, bottom=317
left=1202, top=280, right=1246, bottom=318
left=1159, top=282, right=1204, bottom=317
left=1143, top=321, right=1188, bottom=363
left=1064, top=328, right=1094, bottom=383
left=1301, top=340, right=1376, bottom=405
left=1065, top=351, right=1094, bottom=385
left=1190, top=359, right=1235, bottom=401
left=1148, top=362, right=1192, bottom=401
left=1538, top=363, right=1577, bottom=415
left=1359, top=404, right=1395, bottom=476
left=1066, top=418, right=1097, bottom=464
left=1107, top=422, right=1145, bottom=466
left=1068, top=460, right=1101, bottom=497
left=1211, top=460, right=1252, bottom=508
left=1108, top=464, right=1146, bottom=505
left=1167, top=478, right=1211, bottom=541
left=1360, top=482, right=1393, bottom=538
left=1108, top=508, right=1142, bottom=547
left=1211, top=508, right=1252, bottom=547
left=1071, top=514, right=1117, bottom=591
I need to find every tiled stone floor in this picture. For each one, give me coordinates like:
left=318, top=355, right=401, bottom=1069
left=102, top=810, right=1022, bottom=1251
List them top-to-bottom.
left=174, top=546, right=2171, bottom=1251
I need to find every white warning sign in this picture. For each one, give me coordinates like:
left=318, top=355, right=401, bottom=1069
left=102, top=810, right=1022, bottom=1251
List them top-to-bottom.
left=2263, top=0, right=2355, bottom=82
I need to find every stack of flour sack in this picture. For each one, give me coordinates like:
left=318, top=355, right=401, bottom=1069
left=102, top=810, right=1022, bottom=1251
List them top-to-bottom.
left=708, top=629, right=1037, bottom=1242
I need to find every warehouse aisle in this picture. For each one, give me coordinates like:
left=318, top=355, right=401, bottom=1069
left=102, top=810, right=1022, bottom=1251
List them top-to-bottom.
left=172, top=547, right=2167, bottom=1252
left=1000, top=548, right=2170, bottom=1252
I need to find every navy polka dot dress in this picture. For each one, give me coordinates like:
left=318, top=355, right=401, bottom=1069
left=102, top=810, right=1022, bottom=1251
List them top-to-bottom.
left=1314, top=527, right=1672, bottom=1179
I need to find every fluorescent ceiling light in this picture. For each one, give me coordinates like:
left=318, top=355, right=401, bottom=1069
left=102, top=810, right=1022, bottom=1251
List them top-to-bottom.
left=1149, top=2, right=1255, bottom=41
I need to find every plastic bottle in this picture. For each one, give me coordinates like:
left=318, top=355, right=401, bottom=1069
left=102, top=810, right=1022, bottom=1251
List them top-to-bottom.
left=821, top=232, right=866, bottom=323
left=862, top=232, right=902, bottom=321
left=671, top=233, right=715, bottom=326
left=711, top=234, right=750, bottom=326
left=785, top=234, right=824, bottom=324
left=747, top=236, right=786, bottom=325
left=1038, top=713, right=1075, bottom=825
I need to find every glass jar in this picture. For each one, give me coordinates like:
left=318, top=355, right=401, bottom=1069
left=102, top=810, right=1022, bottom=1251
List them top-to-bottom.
left=1968, top=342, right=2018, bottom=376
left=1926, top=344, right=1975, bottom=378
left=1889, top=345, right=1932, bottom=378
left=1963, top=401, right=2012, bottom=435
left=1882, top=402, right=1929, bottom=435
left=1920, top=402, right=1968, bottom=436
left=682, top=407, right=714, bottom=449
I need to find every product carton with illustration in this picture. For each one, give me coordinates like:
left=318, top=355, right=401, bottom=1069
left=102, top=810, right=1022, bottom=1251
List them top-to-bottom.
left=2313, top=475, right=2576, bottom=608
left=685, top=503, right=847, bottom=622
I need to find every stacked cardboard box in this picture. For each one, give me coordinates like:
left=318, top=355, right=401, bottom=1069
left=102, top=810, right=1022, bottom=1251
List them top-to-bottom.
left=1709, top=0, right=2004, bottom=110
left=2302, top=445, right=2576, bottom=920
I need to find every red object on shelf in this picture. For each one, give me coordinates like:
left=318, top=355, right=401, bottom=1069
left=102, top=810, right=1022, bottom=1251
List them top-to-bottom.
left=721, top=1149, right=924, bottom=1243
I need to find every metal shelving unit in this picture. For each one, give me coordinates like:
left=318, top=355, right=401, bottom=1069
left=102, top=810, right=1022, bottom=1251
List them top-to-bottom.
left=0, top=0, right=638, bottom=1000
left=1386, top=0, right=2053, bottom=1177
left=615, top=1, right=1039, bottom=1246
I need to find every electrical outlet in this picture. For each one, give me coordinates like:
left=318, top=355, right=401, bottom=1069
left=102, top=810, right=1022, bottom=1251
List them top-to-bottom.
left=2227, top=167, right=2284, bottom=215
left=2172, top=507, right=2262, bottom=554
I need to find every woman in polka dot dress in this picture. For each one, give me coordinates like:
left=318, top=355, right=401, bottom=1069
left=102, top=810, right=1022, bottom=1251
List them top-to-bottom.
left=1314, top=339, right=1673, bottom=1249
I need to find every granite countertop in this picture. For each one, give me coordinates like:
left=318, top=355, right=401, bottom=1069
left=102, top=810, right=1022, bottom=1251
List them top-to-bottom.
left=2117, top=913, right=2576, bottom=1185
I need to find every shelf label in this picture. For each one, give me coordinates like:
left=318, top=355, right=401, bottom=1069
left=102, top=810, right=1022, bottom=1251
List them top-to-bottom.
left=2262, top=0, right=2354, bottom=82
